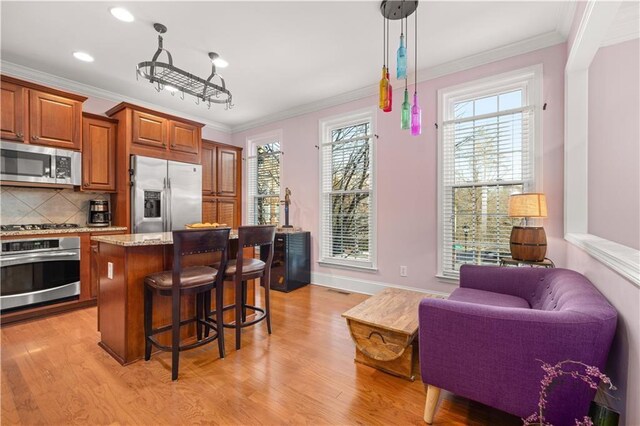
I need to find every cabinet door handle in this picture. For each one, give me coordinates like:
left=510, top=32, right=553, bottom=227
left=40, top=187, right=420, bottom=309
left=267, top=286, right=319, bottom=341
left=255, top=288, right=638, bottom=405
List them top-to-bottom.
left=16, top=132, right=23, bottom=138
left=31, top=135, right=40, bottom=141
left=84, top=182, right=89, bottom=188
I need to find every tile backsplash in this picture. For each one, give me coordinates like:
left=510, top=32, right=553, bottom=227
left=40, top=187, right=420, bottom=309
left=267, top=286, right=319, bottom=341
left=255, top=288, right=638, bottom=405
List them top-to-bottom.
left=0, top=187, right=110, bottom=226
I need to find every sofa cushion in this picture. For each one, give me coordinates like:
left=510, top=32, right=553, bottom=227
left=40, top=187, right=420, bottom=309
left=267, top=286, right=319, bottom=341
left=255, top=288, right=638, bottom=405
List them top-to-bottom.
left=448, top=287, right=530, bottom=309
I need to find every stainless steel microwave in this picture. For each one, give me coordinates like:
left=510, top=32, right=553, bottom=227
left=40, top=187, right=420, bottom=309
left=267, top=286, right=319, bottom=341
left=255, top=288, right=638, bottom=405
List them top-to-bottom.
left=0, top=141, right=81, bottom=185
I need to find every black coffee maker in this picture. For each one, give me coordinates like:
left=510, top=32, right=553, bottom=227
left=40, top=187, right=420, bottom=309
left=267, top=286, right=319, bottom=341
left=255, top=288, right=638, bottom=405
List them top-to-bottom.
left=88, top=200, right=111, bottom=227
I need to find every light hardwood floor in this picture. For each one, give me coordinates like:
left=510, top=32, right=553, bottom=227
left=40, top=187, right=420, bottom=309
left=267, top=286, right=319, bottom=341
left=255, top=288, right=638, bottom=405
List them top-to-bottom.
left=1, top=285, right=519, bottom=425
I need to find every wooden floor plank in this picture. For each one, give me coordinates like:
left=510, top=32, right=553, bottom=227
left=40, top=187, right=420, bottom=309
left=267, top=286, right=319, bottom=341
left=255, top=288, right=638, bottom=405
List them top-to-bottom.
left=1, top=285, right=520, bottom=425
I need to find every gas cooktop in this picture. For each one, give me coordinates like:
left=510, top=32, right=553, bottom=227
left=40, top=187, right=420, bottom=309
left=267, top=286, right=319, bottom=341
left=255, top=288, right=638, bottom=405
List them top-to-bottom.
left=0, top=223, right=80, bottom=232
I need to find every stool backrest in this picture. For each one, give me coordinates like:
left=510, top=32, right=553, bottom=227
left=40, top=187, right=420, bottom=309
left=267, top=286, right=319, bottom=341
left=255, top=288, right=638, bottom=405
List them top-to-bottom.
left=235, top=225, right=276, bottom=277
left=172, top=228, right=231, bottom=288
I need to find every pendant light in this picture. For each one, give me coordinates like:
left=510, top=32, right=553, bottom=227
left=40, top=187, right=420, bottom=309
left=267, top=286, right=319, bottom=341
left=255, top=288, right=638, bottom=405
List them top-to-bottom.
left=379, top=1, right=418, bottom=126
left=379, top=4, right=389, bottom=110
left=410, top=6, right=422, bottom=136
left=397, top=14, right=407, bottom=79
left=383, top=15, right=393, bottom=112
left=401, top=17, right=410, bottom=129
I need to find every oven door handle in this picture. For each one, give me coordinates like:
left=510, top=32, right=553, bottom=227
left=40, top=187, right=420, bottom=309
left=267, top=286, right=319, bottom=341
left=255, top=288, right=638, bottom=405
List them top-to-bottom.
left=0, top=250, right=80, bottom=267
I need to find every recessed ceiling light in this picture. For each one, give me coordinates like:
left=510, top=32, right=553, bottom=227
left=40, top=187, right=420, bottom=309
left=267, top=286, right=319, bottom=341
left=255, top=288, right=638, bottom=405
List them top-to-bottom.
left=110, top=7, right=134, bottom=22
left=73, top=51, right=94, bottom=62
left=165, top=85, right=179, bottom=92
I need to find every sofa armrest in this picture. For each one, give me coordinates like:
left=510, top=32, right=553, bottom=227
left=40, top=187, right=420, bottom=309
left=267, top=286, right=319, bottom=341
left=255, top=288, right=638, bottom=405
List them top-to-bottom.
left=418, top=297, right=616, bottom=422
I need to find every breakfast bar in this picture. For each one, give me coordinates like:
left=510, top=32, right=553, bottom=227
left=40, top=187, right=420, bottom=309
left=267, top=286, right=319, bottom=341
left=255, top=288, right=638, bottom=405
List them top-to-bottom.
left=92, top=231, right=255, bottom=365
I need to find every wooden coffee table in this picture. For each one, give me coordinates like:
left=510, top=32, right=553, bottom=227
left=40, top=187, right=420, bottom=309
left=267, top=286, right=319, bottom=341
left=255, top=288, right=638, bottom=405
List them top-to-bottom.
left=342, top=288, right=441, bottom=381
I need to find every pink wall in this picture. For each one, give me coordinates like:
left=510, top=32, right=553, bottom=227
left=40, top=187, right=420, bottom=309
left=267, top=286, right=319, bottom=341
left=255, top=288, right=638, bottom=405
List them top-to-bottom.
left=588, top=39, right=640, bottom=249
left=233, top=43, right=568, bottom=294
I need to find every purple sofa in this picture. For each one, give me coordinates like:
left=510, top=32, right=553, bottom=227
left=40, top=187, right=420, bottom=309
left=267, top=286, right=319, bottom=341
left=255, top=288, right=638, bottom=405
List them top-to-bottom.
left=419, top=265, right=617, bottom=426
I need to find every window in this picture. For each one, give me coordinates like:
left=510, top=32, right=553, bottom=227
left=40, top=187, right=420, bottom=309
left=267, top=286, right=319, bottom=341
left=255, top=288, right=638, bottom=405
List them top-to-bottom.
left=437, top=66, right=541, bottom=278
left=319, top=109, right=376, bottom=269
left=247, top=131, right=281, bottom=225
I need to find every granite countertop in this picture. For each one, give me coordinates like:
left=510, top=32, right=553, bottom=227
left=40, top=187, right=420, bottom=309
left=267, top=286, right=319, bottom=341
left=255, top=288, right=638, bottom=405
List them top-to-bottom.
left=0, top=226, right=128, bottom=238
left=92, top=230, right=239, bottom=247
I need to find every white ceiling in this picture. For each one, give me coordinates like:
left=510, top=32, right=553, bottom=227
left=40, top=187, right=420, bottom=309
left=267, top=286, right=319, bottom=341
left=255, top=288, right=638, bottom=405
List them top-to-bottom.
left=1, top=1, right=575, bottom=132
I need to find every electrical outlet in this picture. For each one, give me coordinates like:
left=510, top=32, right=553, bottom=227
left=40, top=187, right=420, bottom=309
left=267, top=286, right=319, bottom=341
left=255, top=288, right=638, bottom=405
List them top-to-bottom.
left=107, top=262, right=114, bottom=279
left=400, top=265, right=407, bottom=277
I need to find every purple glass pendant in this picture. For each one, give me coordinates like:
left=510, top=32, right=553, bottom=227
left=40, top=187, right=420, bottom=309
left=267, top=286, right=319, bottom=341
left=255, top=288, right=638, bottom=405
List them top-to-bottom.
left=411, top=92, right=421, bottom=136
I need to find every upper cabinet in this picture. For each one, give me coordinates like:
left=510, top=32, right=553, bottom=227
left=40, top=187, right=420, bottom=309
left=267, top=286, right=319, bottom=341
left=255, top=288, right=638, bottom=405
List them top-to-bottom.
left=1, top=75, right=86, bottom=150
left=0, top=81, right=27, bottom=142
left=29, top=89, right=83, bottom=150
left=107, top=102, right=203, bottom=164
left=132, top=110, right=167, bottom=149
left=82, top=113, right=117, bottom=192
left=169, top=120, right=200, bottom=155
left=201, top=140, right=242, bottom=228
left=201, top=141, right=240, bottom=197
left=202, top=143, right=217, bottom=194
left=217, top=147, right=238, bottom=197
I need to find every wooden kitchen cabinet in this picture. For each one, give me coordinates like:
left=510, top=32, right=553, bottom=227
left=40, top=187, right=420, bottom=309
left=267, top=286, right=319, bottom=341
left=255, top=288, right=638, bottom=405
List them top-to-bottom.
left=0, top=75, right=86, bottom=150
left=0, top=80, right=27, bottom=142
left=29, top=89, right=83, bottom=150
left=132, top=110, right=167, bottom=149
left=82, top=113, right=117, bottom=192
left=169, top=120, right=200, bottom=155
left=201, top=140, right=242, bottom=228
left=202, top=141, right=239, bottom=197
left=202, top=144, right=216, bottom=194
left=217, top=146, right=238, bottom=197
left=202, top=197, right=218, bottom=223
left=202, top=197, right=238, bottom=228
left=217, top=198, right=238, bottom=228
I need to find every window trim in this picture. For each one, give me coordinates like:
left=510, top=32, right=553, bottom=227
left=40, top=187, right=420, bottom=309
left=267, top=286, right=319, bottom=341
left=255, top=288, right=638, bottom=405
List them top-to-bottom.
left=436, top=65, right=543, bottom=280
left=318, top=107, right=377, bottom=270
left=245, top=129, right=283, bottom=225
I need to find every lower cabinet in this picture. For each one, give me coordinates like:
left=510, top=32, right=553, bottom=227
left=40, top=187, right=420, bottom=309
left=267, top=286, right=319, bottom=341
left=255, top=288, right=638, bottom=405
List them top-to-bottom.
left=202, top=197, right=238, bottom=228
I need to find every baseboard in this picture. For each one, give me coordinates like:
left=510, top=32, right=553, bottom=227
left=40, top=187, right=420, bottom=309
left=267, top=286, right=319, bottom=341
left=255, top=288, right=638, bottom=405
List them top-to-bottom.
left=310, top=272, right=452, bottom=297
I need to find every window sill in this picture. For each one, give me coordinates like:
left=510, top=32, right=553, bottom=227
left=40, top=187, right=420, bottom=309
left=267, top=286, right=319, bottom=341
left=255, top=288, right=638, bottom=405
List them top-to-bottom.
left=565, top=233, right=640, bottom=288
left=317, top=260, right=378, bottom=272
left=435, top=274, right=460, bottom=284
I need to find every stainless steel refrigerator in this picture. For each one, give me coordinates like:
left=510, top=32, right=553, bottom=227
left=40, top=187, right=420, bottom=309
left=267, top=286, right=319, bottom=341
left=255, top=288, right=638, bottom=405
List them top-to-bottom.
left=131, top=155, right=202, bottom=233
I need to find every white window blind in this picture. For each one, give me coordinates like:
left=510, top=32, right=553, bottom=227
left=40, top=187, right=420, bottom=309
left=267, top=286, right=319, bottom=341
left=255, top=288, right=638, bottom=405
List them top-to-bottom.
left=439, top=69, right=540, bottom=278
left=319, top=110, right=376, bottom=269
left=247, top=140, right=281, bottom=225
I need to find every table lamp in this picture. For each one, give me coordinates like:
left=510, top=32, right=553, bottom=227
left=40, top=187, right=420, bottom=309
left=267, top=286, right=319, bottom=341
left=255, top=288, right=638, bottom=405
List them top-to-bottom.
left=508, top=193, right=548, bottom=262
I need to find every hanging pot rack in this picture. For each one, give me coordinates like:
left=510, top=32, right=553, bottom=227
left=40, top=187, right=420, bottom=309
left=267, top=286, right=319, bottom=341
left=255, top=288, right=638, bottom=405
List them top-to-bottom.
left=136, top=23, right=233, bottom=110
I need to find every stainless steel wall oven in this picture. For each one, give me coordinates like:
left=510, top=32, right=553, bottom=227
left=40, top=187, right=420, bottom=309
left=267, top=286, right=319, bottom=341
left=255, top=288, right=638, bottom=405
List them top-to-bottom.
left=0, top=237, right=81, bottom=310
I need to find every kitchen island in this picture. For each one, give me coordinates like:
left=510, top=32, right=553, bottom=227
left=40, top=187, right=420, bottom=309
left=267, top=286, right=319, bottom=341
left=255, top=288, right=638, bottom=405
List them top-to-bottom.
left=92, top=231, right=255, bottom=365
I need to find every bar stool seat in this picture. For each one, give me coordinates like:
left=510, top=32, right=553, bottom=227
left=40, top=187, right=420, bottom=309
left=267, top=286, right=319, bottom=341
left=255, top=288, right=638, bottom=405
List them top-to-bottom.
left=213, top=258, right=265, bottom=277
left=145, top=266, right=218, bottom=291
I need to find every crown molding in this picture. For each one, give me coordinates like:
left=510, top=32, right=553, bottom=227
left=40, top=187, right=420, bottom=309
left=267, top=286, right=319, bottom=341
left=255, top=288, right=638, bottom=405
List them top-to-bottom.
left=557, top=1, right=578, bottom=39
left=601, top=1, right=640, bottom=47
left=231, top=30, right=565, bottom=133
left=0, top=61, right=232, bottom=134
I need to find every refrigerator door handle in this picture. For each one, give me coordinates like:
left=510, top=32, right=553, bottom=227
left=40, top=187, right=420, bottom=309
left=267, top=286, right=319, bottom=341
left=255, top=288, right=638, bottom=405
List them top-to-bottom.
left=163, top=177, right=168, bottom=232
left=167, top=177, right=172, bottom=231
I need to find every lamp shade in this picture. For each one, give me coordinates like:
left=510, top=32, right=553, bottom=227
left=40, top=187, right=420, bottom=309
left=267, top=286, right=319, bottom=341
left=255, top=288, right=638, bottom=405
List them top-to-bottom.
left=508, top=193, right=547, bottom=218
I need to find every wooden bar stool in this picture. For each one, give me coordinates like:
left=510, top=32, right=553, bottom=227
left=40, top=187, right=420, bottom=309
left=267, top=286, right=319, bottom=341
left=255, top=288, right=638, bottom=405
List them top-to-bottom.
left=211, top=225, right=276, bottom=350
left=144, top=228, right=230, bottom=381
